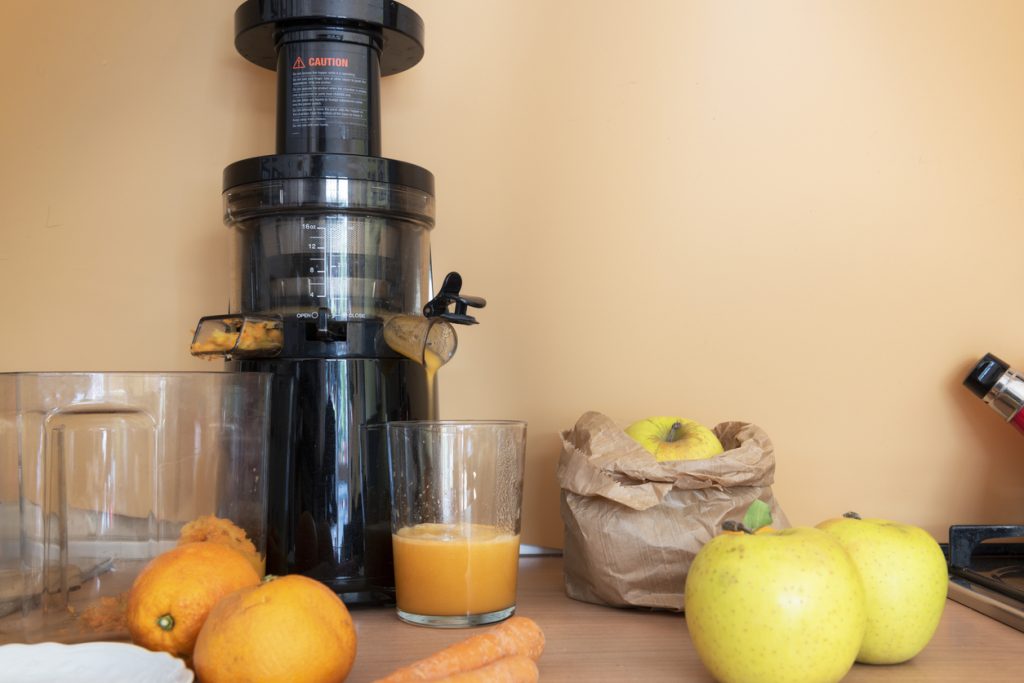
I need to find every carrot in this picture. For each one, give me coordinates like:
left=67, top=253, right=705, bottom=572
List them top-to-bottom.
left=372, top=616, right=545, bottom=682
left=435, top=655, right=538, bottom=683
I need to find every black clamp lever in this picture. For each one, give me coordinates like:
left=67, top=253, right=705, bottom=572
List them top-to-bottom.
left=423, top=272, right=486, bottom=325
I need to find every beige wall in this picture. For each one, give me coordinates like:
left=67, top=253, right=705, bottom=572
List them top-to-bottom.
left=3, top=1, right=1023, bottom=547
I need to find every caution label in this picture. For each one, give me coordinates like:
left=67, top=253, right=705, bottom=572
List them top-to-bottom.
left=280, top=41, right=369, bottom=153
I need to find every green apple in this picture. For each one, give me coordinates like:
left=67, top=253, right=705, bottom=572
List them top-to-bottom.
left=624, top=416, right=724, bottom=461
left=816, top=512, right=948, bottom=664
left=684, top=526, right=867, bottom=683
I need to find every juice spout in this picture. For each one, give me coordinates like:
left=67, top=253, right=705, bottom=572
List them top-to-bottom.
left=383, top=271, right=485, bottom=368
left=383, top=315, right=457, bottom=367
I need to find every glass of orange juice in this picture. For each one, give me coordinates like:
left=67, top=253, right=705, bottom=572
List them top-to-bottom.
left=386, top=420, right=527, bottom=628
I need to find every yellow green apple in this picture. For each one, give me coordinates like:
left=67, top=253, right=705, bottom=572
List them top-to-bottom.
left=624, top=416, right=723, bottom=461
left=816, top=512, right=948, bottom=664
left=684, top=526, right=867, bottom=683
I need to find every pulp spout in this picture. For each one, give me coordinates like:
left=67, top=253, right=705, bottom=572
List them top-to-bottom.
left=190, top=314, right=284, bottom=359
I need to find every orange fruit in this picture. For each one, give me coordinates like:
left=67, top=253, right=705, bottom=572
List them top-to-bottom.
left=177, top=514, right=265, bottom=577
left=126, top=541, right=261, bottom=660
left=193, top=574, right=357, bottom=683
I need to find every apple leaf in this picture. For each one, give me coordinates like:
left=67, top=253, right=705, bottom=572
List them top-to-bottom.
left=742, top=500, right=773, bottom=532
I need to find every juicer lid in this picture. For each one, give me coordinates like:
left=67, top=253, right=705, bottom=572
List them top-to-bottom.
left=234, top=0, right=425, bottom=75
left=223, top=153, right=434, bottom=195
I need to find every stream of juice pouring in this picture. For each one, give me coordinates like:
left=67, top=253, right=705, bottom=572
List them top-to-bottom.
left=424, top=348, right=444, bottom=421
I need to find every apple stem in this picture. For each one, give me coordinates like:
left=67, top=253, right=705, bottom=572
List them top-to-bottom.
left=666, top=421, right=683, bottom=443
left=844, top=511, right=862, bottom=519
left=722, top=520, right=754, bottom=534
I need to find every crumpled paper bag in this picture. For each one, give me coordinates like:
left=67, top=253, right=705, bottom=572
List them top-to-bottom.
left=558, top=411, right=789, bottom=611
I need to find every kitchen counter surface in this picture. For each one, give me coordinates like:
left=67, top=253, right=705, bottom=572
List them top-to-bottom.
left=347, top=556, right=1021, bottom=682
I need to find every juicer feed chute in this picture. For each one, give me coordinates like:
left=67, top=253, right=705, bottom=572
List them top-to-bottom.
left=193, top=0, right=485, bottom=604
left=234, top=0, right=425, bottom=156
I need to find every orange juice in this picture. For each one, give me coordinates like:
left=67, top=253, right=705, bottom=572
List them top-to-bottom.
left=423, top=347, right=443, bottom=421
left=392, top=523, right=520, bottom=616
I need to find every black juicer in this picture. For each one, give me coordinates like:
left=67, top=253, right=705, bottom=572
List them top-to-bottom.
left=192, top=0, right=484, bottom=604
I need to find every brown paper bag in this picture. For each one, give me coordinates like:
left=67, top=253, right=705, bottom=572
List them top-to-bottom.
left=558, top=411, right=789, bottom=611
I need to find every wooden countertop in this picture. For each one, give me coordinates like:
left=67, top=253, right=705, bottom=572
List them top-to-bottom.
left=347, top=556, right=1022, bottom=682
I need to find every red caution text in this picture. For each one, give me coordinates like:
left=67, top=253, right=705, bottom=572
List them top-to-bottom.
left=308, top=57, right=349, bottom=67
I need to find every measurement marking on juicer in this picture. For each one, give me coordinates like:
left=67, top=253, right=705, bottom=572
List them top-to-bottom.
left=302, top=223, right=327, bottom=299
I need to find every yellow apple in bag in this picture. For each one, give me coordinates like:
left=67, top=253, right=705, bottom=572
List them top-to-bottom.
left=624, top=416, right=723, bottom=461
left=816, top=512, right=948, bottom=664
left=684, top=526, right=867, bottom=683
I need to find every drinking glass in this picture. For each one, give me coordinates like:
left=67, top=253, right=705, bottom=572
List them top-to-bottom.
left=387, top=420, right=527, bottom=627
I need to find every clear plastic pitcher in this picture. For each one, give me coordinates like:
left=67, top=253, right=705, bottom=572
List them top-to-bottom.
left=0, top=371, right=271, bottom=644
